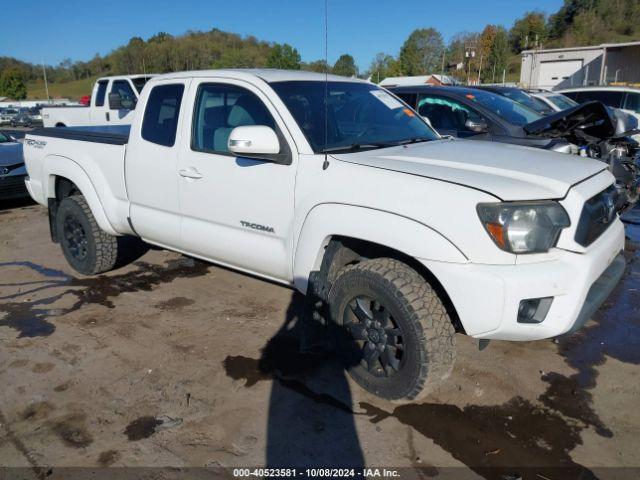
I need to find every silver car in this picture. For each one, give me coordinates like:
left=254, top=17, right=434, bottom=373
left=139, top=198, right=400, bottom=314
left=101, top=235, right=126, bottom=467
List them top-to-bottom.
left=0, top=130, right=28, bottom=200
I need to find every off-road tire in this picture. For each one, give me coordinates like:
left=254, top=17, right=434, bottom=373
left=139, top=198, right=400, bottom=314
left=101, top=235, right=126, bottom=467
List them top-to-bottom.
left=56, top=195, right=118, bottom=275
left=328, top=258, right=456, bottom=401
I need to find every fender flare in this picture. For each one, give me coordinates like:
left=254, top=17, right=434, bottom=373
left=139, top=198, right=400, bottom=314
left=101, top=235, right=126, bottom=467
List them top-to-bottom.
left=43, top=154, right=118, bottom=236
left=292, top=203, right=467, bottom=292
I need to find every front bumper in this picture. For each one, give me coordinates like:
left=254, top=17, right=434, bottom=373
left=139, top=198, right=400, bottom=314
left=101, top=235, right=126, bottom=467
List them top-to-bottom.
left=0, top=174, right=29, bottom=200
left=421, top=219, right=626, bottom=341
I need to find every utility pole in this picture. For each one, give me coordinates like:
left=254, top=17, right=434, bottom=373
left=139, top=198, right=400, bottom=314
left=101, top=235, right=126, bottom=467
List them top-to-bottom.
left=464, top=42, right=476, bottom=85
left=440, top=49, right=446, bottom=78
left=477, top=53, right=484, bottom=85
left=42, top=62, right=50, bottom=102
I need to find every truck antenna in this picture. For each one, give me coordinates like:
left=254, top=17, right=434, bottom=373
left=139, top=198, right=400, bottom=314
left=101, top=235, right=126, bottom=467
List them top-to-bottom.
left=322, top=0, right=330, bottom=170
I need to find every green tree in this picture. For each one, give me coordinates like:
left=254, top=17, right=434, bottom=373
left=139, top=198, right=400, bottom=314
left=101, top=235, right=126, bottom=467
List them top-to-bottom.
left=509, top=11, right=547, bottom=52
left=486, top=27, right=510, bottom=83
left=399, top=28, right=445, bottom=75
left=266, top=43, right=301, bottom=70
left=367, top=52, right=401, bottom=83
left=332, top=54, right=357, bottom=77
left=302, top=59, right=330, bottom=73
left=0, top=68, right=27, bottom=100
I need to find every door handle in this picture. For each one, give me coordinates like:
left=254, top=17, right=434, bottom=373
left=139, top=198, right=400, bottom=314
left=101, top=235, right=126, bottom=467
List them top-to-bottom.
left=179, top=168, right=203, bottom=179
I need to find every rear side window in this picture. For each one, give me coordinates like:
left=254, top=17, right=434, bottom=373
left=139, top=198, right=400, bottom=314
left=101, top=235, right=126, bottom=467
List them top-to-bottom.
left=94, top=81, right=108, bottom=107
left=142, top=84, right=185, bottom=147
left=578, top=90, right=624, bottom=108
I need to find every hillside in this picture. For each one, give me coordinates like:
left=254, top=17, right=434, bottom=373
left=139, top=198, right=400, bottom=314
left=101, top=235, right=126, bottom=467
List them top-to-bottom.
left=26, top=76, right=97, bottom=100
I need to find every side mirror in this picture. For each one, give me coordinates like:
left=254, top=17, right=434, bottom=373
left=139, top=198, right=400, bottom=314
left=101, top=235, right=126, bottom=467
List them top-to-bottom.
left=465, top=118, right=488, bottom=133
left=228, top=125, right=280, bottom=156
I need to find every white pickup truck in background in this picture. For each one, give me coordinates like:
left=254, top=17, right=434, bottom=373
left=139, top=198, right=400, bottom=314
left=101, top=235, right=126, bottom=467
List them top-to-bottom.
left=24, top=70, right=627, bottom=401
left=42, top=74, right=155, bottom=127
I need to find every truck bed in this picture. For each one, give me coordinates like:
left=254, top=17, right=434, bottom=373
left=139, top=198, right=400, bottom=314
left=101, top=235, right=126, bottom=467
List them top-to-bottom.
left=30, top=125, right=130, bottom=145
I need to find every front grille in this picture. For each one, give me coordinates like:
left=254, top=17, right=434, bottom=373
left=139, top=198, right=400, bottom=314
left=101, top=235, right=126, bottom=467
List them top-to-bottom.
left=0, top=174, right=28, bottom=199
left=574, top=185, right=618, bottom=247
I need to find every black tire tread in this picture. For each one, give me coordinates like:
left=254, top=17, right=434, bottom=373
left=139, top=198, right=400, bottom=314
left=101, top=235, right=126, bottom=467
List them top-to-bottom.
left=61, top=195, right=118, bottom=274
left=331, top=257, right=455, bottom=401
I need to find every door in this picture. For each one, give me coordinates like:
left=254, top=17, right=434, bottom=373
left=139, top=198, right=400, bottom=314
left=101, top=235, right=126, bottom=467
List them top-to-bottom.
left=540, top=60, right=583, bottom=89
left=108, top=79, right=139, bottom=124
left=177, top=79, right=297, bottom=281
left=89, top=80, right=109, bottom=125
left=126, top=80, right=190, bottom=249
left=416, top=94, right=492, bottom=140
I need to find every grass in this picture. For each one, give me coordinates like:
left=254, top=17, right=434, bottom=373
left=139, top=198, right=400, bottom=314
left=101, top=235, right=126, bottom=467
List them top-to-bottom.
left=26, top=76, right=98, bottom=100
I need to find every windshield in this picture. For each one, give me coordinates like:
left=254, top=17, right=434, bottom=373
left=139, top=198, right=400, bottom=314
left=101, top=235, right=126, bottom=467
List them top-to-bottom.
left=131, top=76, right=153, bottom=93
left=270, top=81, right=439, bottom=153
left=497, top=88, right=551, bottom=115
left=463, top=90, right=542, bottom=126
left=548, top=94, right=578, bottom=111
left=0, top=132, right=11, bottom=143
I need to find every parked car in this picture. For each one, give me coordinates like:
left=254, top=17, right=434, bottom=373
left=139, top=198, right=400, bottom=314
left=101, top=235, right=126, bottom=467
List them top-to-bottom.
left=24, top=69, right=626, bottom=401
left=42, top=74, right=156, bottom=127
left=390, top=85, right=640, bottom=211
left=474, top=85, right=555, bottom=115
left=558, top=86, right=640, bottom=123
left=527, top=90, right=579, bottom=112
left=0, top=107, right=19, bottom=125
left=10, top=113, right=33, bottom=128
left=0, top=130, right=28, bottom=200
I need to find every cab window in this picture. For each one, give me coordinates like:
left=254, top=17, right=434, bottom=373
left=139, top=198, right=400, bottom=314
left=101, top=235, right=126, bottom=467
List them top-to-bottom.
left=94, top=80, right=108, bottom=107
left=110, top=80, right=138, bottom=109
left=191, top=83, right=276, bottom=154
left=141, top=84, right=185, bottom=147
left=578, top=90, right=624, bottom=108
left=624, top=92, right=640, bottom=113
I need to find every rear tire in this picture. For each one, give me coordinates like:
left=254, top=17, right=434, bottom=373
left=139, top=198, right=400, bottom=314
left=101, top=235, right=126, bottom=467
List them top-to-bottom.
left=56, top=195, right=118, bottom=275
left=328, top=258, right=456, bottom=401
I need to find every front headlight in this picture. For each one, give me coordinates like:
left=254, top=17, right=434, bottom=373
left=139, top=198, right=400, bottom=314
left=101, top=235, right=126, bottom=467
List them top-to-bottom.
left=477, top=201, right=570, bottom=254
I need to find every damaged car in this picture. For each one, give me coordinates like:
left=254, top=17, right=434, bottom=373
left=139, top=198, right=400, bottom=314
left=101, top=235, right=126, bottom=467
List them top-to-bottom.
left=390, top=85, right=640, bottom=212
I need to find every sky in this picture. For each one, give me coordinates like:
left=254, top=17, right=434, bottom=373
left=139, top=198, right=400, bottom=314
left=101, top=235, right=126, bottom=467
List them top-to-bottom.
left=0, top=0, right=563, bottom=70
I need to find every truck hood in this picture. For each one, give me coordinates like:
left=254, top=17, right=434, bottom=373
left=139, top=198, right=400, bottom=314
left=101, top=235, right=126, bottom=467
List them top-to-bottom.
left=523, top=101, right=616, bottom=143
left=332, top=139, right=607, bottom=201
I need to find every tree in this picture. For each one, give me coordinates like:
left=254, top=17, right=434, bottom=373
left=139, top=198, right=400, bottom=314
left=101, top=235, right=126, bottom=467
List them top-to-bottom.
left=509, top=11, right=547, bottom=52
left=487, top=27, right=510, bottom=83
left=399, top=28, right=445, bottom=76
left=266, top=43, right=301, bottom=70
left=367, top=53, right=401, bottom=83
left=332, top=54, right=357, bottom=77
left=302, top=59, right=329, bottom=73
left=0, top=68, right=27, bottom=100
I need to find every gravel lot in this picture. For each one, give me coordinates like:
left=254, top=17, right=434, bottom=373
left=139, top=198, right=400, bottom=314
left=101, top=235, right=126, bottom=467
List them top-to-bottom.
left=0, top=199, right=639, bottom=479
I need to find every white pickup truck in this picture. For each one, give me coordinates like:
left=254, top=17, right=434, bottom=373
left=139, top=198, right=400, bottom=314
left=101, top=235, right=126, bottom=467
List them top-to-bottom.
left=24, top=70, right=626, bottom=401
left=42, top=75, right=155, bottom=127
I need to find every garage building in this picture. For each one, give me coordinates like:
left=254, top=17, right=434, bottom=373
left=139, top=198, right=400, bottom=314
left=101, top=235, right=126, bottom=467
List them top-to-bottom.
left=520, top=40, right=640, bottom=90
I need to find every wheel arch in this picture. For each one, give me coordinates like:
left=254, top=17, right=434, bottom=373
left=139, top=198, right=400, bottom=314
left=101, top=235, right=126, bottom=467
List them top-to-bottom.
left=44, top=155, right=118, bottom=236
left=293, top=204, right=467, bottom=332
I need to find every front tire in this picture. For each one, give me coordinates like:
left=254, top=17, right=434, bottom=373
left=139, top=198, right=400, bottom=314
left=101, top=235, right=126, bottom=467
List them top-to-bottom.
left=56, top=195, right=118, bottom=275
left=328, top=258, right=456, bottom=401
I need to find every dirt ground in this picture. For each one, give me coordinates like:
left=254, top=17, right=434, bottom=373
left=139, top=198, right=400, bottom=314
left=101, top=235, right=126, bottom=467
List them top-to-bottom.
left=0, top=199, right=639, bottom=480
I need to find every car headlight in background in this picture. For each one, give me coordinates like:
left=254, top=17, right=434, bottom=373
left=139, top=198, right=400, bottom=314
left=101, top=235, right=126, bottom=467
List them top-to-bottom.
left=477, top=201, right=570, bottom=254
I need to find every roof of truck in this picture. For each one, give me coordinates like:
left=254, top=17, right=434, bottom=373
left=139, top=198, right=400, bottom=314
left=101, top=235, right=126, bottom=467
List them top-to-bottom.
left=153, top=69, right=364, bottom=84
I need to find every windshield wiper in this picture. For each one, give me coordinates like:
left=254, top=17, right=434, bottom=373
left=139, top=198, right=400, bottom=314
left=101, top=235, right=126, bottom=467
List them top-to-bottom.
left=393, top=137, right=434, bottom=146
left=321, top=143, right=392, bottom=153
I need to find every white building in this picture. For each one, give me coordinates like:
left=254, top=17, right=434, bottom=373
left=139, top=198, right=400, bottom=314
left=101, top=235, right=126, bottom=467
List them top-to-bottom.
left=520, top=40, right=640, bottom=90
